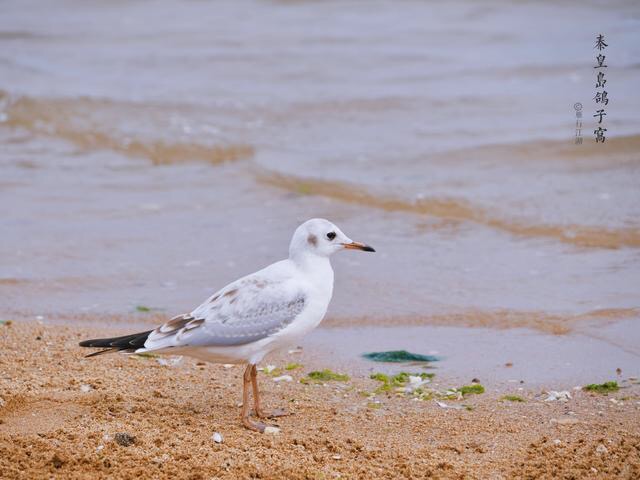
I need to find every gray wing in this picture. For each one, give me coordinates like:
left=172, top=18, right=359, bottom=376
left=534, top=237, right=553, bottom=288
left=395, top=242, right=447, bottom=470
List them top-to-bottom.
left=143, top=276, right=306, bottom=350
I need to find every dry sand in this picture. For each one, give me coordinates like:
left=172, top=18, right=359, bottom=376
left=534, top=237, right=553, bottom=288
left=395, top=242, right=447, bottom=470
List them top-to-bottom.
left=1, top=321, right=639, bottom=479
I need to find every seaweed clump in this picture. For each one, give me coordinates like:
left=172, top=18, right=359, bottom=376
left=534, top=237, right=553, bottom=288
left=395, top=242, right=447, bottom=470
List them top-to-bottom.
left=363, top=350, right=440, bottom=363
left=301, top=369, right=350, bottom=384
left=583, top=381, right=619, bottom=393
left=500, top=395, right=525, bottom=402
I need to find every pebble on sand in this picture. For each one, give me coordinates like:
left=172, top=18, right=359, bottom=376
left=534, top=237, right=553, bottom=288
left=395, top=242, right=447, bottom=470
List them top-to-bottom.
left=156, top=356, right=183, bottom=367
left=544, top=391, right=571, bottom=402
left=435, top=401, right=464, bottom=410
left=551, top=417, right=579, bottom=425
left=114, top=432, right=136, bottom=447
left=212, top=432, right=223, bottom=444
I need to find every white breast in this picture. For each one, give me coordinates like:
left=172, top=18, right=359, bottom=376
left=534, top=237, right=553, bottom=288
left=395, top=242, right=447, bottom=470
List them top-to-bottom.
left=186, top=255, right=334, bottom=365
left=252, top=256, right=334, bottom=358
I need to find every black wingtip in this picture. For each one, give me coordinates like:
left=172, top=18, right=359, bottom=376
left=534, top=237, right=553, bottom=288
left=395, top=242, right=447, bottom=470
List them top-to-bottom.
left=79, top=330, right=153, bottom=357
left=84, top=348, right=116, bottom=357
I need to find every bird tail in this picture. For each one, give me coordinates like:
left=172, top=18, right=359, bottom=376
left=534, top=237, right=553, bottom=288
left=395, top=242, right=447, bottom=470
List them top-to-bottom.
left=79, top=330, right=153, bottom=357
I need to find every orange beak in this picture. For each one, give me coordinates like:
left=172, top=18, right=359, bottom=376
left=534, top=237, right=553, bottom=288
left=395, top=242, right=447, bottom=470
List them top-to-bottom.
left=342, top=241, right=375, bottom=252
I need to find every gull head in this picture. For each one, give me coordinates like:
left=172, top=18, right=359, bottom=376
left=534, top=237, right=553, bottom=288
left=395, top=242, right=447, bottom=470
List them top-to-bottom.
left=289, top=218, right=375, bottom=259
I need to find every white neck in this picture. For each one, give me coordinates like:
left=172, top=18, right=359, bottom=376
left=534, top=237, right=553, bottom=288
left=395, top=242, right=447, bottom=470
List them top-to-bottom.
left=290, top=250, right=330, bottom=272
left=290, top=251, right=334, bottom=293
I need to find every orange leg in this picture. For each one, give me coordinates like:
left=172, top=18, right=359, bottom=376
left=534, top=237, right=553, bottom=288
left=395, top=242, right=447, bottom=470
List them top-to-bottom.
left=241, top=364, right=267, bottom=432
left=250, top=364, right=288, bottom=419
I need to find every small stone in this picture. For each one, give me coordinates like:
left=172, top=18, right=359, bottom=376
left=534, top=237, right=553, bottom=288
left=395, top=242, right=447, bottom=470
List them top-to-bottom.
left=156, top=356, right=183, bottom=367
left=223, top=364, right=234, bottom=369
left=273, top=375, right=293, bottom=383
left=406, top=376, right=430, bottom=392
left=471, top=378, right=481, bottom=384
left=80, top=384, right=92, bottom=393
left=545, top=391, right=571, bottom=402
left=435, top=401, right=464, bottom=410
left=551, top=417, right=579, bottom=425
left=263, top=426, right=280, bottom=435
left=114, top=432, right=135, bottom=447
left=212, top=432, right=223, bottom=444
left=553, top=439, right=562, bottom=446
left=596, top=444, right=608, bottom=455
left=96, top=445, right=104, bottom=452
left=152, top=453, right=171, bottom=464
left=51, top=454, right=65, bottom=469
left=332, top=454, right=342, bottom=460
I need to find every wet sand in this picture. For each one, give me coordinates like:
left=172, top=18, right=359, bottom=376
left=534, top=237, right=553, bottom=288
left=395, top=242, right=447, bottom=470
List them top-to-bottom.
left=2, top=0, right=640, bottom=324
left=1, top=321, right=639, bottom=479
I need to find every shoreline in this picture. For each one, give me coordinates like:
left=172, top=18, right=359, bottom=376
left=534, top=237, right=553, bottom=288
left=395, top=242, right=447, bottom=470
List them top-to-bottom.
left=5, top=304, right=639, bottom=334
left=2, top=311, right=638, bottom=387
left=1, top=321, right=639, bottom=479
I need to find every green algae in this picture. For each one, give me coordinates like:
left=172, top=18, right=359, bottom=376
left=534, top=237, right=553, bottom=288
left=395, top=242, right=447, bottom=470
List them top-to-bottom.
left=362, top=350, right=440, bottom=363
left=132, top=352, right=158, bottom=359
left=301, top=369, right=350, bottom=383
left=370, top=372, right=435, bottom=394
left=583, top=381, right=619, bottom=393
left=443, top=384, right=485, bottom=399
left=458, top=384, right=485, bottom=396
left=500, top=395, right=525, bottom=402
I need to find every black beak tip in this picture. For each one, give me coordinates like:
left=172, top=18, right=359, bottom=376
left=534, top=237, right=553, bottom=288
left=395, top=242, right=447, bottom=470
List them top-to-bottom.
left=363, top=245, right=376, bottom=252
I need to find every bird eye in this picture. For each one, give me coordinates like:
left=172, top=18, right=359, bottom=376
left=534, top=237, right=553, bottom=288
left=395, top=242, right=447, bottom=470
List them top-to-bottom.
left=326, top=231, right=336, bottom=240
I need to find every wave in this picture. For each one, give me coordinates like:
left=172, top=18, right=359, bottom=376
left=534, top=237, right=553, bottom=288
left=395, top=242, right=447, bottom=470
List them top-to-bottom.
left=0, top=91, right=253, bottom=165
left=432, top=134, right=640, bottom=167
left=257, top=170, right=640, bottom=249
left=0, top=278, right=30, bottom=286
left=323, top=307, right=640, bottom=335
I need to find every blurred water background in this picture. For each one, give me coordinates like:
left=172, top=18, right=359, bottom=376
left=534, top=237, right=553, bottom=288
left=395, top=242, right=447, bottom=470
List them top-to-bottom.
left=1, top=0, right=639, bottom=364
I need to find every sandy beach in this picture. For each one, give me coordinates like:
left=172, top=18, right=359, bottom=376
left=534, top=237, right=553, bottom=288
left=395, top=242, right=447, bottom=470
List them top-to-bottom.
left=2, top=0, right=640, bottom=478
left=1, top=321, right=639, bottom=479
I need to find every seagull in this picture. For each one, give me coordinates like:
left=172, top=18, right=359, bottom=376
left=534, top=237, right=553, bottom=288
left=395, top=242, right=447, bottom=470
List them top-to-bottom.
left=79, top=218, right=375, bottom=432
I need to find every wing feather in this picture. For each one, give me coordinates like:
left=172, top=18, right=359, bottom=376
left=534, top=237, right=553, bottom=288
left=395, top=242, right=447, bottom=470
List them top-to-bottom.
left=143, top=273, right=306, bottom=350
